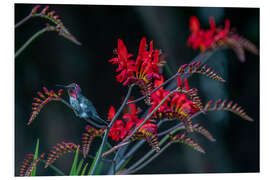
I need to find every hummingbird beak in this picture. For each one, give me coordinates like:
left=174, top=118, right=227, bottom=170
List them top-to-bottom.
left=55, top=84, right=68, bottom=88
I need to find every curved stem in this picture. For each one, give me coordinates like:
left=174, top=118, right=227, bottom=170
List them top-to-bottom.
left=15, top=14, right=32, bottom=29
left=15, top=26, right=50, bottom=58
left=89, top=84, right=135, bottom=175
left=157, top=123, right=184, bottom=137
left=124, top=125, right=185, bottom=174
left=115, top=140, right=145, bottom=171
left=102, top=141, right=130, bottom=158
left=127, top=142, right=172, bottom=174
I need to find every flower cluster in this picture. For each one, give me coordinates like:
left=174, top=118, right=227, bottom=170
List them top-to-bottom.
left=30, top=5, right=81, bottom=45
left=187, top=16, right=231, bottom=52
left=187, top=16, right=258, bottom=62
left=109, top=37, right=165, bottom=104
left=150, top=76, right=201, bottom=132
left=28, top=87, right=63, bottom=126
left=108, top=102, right=160, bottom=151
left=81, top=125, right=105, bottom=158
left=44, top=142, right=80, bottom=168
left=19, top=153, right=45, bottom=176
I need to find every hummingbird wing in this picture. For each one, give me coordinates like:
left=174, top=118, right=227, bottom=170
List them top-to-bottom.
left=80, top=95, right=108, bottom=125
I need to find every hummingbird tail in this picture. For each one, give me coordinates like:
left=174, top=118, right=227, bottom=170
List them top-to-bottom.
left=93, top=114, right=109, bottom=126
left=85, top=118, right=107, bottom=129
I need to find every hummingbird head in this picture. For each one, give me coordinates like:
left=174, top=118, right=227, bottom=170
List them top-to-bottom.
left=56, top=83, right=82, bottom=98
left=65, top=83, right=82, bottom=98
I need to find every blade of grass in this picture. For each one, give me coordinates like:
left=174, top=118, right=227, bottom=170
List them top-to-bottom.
left=30, top=138, right=39, bottom=176
left=88, top=146, right=101, bottom=175
left=69, top=147, right=80, bottom=175
left=76, top=159, right=84, bottom=175
left=81, top=163, right=88, bottom=175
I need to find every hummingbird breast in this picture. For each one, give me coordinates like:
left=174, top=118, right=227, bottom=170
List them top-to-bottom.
left=69, top=95, right=97, bottom=119
left=69, top=96, right=81, bottom=113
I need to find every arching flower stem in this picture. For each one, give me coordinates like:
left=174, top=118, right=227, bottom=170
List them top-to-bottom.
left=15, top=26, right=52, bottom=58
left=89, top=84, right=135, bottom=175
left=124, top=125, right=184, bottom=174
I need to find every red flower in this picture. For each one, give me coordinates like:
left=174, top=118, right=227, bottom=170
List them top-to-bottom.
left=187, top=16, right=231, bottom=52
left=109, top=37, right=165, bottom=104
left=109, top=39, right=135, bottom=83
left=150, top=76, right=171, bottom=116
left=150, top=77, right=199, bottom=124
left=108, top=102, right=158, bottom=142
left=108, top=106, right=128, bottom=141
left=108, top=106, right=116, bottom=121
left=109, top=119, right=128, bottom=141
left=136, top=119, right=158, bottom=135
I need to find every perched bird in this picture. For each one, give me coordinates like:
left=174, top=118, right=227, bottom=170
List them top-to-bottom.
left=56, top=83, right=108, bottom=128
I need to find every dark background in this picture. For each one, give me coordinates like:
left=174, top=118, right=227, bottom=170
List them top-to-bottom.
left=15, top=4, right=259, bottom=176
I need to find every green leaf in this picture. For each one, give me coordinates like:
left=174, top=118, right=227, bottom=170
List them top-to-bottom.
left=30, top=139, right=39, bottom=176
left=69, top=147, right=80, bottom=175
left=88, top=147, right=101, bottom=175
left=76, top=159, right=84, bottom=175
left=81, top=163, right=88, bottom=175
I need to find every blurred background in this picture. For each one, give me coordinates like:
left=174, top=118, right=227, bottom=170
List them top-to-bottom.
left=15, top=4, right=259, bottom=176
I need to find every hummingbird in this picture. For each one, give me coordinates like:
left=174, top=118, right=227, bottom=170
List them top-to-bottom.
left=56, top=83, right=108, bottom=128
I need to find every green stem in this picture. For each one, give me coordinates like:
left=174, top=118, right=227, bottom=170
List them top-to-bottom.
left=15, top=14, right=32, bottom=29
left=15, top=26, right=49, bottom=58
left=89, top=84, right=135, bottom=175
left=158, top=123, right=184, bottom=137
left=125, top=125, right=184, bottom=174
left=115, top=140, right=145, bottom=171
left=127, top=142, right=172, bottom=174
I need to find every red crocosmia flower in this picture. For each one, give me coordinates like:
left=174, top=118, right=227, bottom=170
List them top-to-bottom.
left=187, top=16, right=231, bottom=52
left=189, top=16, right=200, bottom=33
left=214, top=19, right=230, bottom=41
left=109, top=37, right=165, bottom=104
left=109, top=39, right=136, bottom=83
left=150, top=76, right=171, bottom=117
left=177, top=76, right=189, bottom=90
left=150, top=77, right=199, bottom=130
left=123, top=103, right=140, bottom=132
left=108, top=106, right=116, bottom=121
left=108, top=106, right=128, bottom=141
left=135, top=119, right=158, bottom=137
left=109, top=120, right=128, bottom=141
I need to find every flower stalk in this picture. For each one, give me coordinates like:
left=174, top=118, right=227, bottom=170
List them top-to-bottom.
left=15, top=26, right=51, bottom=58
left=89, top=84, right=135, bottom=175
